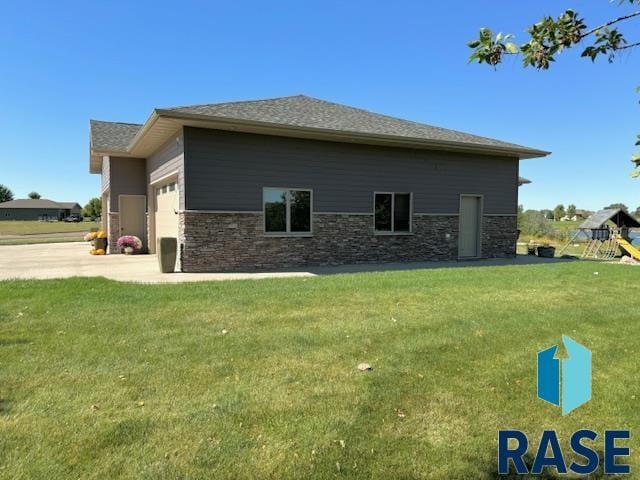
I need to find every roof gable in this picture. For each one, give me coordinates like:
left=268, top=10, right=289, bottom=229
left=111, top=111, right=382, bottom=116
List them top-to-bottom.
left=90, top=120, right=142, bottom=152
left=58, top=202, right=81, bottom=209
left=579, top=209, right=640, bottom=229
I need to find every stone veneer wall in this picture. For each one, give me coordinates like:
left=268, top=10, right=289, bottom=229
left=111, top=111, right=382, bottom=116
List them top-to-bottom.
left=107, top=212, right=119, bottom=254
left=177, top=212, right=518, bottom=272
left=179, top=212, right=464, bottom=272
left=481, top=215, right=518, bottom=258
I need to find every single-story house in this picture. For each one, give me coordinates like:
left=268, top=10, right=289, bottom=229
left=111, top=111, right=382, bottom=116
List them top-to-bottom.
left=89, top=95, right=549, bottom=272
left=0, top=199, right=82, bottom=220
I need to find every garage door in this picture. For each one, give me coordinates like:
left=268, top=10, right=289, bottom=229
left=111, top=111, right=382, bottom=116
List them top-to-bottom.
left=155, top=180, right=179, bottom=245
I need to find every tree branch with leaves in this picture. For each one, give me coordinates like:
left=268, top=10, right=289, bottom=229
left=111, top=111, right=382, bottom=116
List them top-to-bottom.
left=468, top=1, right=640, bottom=176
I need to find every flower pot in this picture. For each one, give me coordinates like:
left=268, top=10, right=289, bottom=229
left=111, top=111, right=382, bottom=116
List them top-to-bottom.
left=158, top=237, right=177, bottom=273
left=94, top=238, right=107, bottom=251
left=123, top=246, right=134, bottom=255
left=536, top=246, right=556, bottom=258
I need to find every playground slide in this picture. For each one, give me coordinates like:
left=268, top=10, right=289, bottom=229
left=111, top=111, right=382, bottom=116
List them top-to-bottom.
left=613, top=234, right=640, bottom=261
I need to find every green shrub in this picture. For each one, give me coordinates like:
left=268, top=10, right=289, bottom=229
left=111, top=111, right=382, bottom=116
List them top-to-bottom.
left=518, top=210, right=555, bottom=238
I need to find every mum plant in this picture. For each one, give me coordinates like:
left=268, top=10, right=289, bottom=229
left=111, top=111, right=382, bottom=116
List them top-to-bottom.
left=116, top=235, right=143, bottom=253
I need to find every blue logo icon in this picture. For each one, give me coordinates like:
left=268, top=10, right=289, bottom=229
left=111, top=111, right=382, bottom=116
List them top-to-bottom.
left=537, top=335, right=591, bottom=415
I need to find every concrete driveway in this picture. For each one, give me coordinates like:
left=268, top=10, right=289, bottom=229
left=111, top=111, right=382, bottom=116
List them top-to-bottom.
left=0, top=241, right=572, bottom=284
left=0, top=242, right=313, bottom=283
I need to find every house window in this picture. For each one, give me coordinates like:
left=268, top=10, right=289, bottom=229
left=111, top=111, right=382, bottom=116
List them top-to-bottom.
left=157, top=182, right=177, bottom=196
left=264, top=188, right=312, bottom=234
left=374, top=192, right=412, bottom=233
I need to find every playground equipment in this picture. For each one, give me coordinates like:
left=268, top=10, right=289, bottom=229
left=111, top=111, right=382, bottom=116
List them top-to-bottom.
left=557, top=208, right=640, bottom=259
left=579, top=228, right=619, bottom=260
left=613, top=234, right=640, bottom=261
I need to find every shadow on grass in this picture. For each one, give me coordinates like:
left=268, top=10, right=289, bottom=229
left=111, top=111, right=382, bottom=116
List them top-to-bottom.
left=244, top=255, right=577, bottom=277
left=0, top=338, right=30, bottom=347
left=0, top=397, right=9, bottom=416
left=96, top=418, right=155, bottom=449
left=486, top=451, right=625, bottom=479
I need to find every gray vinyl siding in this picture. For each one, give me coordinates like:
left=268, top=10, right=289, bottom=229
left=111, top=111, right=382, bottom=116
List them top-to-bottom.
left=183, top=127, right=519, bottom=214
left=146, top=132, right=185, bottom=210
left=109, top=157, right=147, bottom=211
left=0, top=208, right=63, bottom=220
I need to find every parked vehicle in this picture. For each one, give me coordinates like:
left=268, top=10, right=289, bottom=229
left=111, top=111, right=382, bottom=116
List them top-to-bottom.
left=64, top=214, right=83, bottom=222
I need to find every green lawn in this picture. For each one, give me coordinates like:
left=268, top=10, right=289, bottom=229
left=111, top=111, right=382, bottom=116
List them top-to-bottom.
left=0, top=220, right=100, bottom=236
left=551, top=220, right=582, bottom=232
left=1, top=263, right=638, bottom=479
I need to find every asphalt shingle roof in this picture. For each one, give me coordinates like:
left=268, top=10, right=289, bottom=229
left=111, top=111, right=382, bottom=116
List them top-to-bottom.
left=90, top=95, right=544, bottom=155
left=166, top=95, right=531, bottom=151
left=90, top=120, right=142, bottom=151
left=0, top=199, right=67, bottom=209
left=57, top=202, right=81, bottom=209
left=579, top=209, right=640, bottom=229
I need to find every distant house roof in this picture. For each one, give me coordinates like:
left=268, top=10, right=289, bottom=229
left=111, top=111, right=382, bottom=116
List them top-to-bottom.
left=89, top=95, right=550, bottom=172
left=0, top=199, right=80, bottom=210
left=57, top=202, right=82, bottom=209
left=579, top=209, right=640, bottom=229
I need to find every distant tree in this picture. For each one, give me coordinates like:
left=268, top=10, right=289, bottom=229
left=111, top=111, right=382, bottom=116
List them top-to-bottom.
left=467, top=2, right=640, bottom=176
left=0, top=184, right=13, bottom=203
left=28, top=191, right=41, bottom=199
left=83, top=197, right=102, bottom=218
left=604, top=203, right=628, bottom=212
left=517, top=204, right=525, bottom=229
left=553, top=204, right=566, bottom=221
left=566, top=204, right=577, bottom=218
left=634, top=206, right=640, bottom=218
left=542, top=209, right=554, bottom=220
left=519, top=210, right=554, bottom=238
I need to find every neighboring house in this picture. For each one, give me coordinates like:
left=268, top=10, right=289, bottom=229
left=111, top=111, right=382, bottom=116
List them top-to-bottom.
left=89, top=95, right=549, bottom=271
left=0, top=199, right=82, bottom=220
left=58, top=202, right=83, bottom=218
left=575, top=209, right=593, bottom=220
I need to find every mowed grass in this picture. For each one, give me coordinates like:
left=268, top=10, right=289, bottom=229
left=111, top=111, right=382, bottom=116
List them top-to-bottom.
left=0, top=220, right=100, bottom=236
left=1, top=262, right=639, bottom=479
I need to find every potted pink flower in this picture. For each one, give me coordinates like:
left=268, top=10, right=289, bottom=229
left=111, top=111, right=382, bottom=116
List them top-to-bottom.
left=116, top=235, right=143, bottom=254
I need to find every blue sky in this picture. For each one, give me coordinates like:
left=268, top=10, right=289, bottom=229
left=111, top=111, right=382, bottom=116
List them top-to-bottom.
left=0, top=0, right=638, bottom=211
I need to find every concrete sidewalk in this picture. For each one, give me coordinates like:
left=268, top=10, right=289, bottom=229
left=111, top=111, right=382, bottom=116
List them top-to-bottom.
left=0, top=242, right=573, bottom=284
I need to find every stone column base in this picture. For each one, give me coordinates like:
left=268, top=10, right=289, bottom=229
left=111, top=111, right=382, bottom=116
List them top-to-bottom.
left=107, top=212, right=120, bottom=254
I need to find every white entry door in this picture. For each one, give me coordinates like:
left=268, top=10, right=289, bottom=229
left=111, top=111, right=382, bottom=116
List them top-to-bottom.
left=119, top=195, right=147, bottom=247
left=459, top=195, right=482, bottom=258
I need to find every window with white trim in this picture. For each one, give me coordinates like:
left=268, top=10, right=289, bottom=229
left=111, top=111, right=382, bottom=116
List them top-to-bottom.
left=156, top=181, right=177, bottom=196
left=263, top=188, right=312, bottom=234
left=374, top=192, right=412, bottom=233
